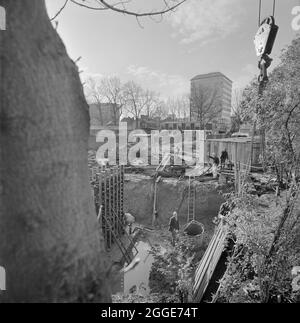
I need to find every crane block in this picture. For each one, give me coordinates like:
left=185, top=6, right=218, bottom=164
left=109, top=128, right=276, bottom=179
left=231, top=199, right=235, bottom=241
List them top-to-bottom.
left=254, top=16, right=278, bottom=57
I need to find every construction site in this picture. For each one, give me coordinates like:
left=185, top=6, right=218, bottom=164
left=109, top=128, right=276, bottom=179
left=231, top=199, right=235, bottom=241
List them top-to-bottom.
left=2, top=0, right=300, bottom=307
left=87, top=131, right=281, bottom=302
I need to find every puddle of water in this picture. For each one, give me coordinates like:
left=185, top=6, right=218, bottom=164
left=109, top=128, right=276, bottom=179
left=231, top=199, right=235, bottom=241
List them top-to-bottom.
left=112, top=234, right=167, bottom=297
left=123, top=240, right=153, bottom=296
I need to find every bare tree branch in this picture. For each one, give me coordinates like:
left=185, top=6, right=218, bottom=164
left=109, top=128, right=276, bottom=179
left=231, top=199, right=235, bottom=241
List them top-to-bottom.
left=50, top=0, right=69, bottom=21
left=50, top=0, right=187, bottom=28
left=70, top=0, right=109, bottom=10
left=98, top=0, right=187, bottom=17
left=135, top=16, right=144, bottom=29
left=284, top=103, right=300, bottom=159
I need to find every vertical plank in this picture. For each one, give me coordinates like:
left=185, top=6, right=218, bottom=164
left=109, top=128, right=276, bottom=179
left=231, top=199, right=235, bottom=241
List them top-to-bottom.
left=234, top=142, right=238, bottom=193
left=238, top=161, right=241, bottom=196
left=121, top=165, right=124, bottom=232
left=116, top=166, right=120, bottom=235
left=112, top=167, right=116, bottom=235
left=108, top=169, right=112, bottom=248
left=98, top=171, right=102, bottom=220
left=102, top=171, right=107, bottom=249
left=99, top=172, right=105, bottom=246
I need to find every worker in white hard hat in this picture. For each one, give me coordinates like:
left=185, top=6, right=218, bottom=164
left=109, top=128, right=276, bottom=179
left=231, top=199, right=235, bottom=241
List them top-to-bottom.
left=125, top=212, right=135, bottom=234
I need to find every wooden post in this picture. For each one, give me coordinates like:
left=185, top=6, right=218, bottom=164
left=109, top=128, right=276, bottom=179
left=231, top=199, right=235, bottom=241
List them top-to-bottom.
left=234, top=143, right=238, bottom=193
left=238, top=161, right=241, bottom=196
left=120, top=165, right=124, bottom=232
left=116, top=167, right=120, bottom=235
left=118, top=167, right=121, bottom=234
left=112, top=168, right=115, bottom=235
left=114, top=168, right=118, bottom=234
left=105, top=169, right=110, bottom=249
left=102, top=170, right=108, bottom=249
left=109, top=170, right=113, bottom=247
left=99, top=172, right=103, bottom=227
left=152, top=176, right=161, bottom=226
left=187, top=176, right=191, bottom=223
left=193, top=179, right=196, bottom=221
left=152, top=181, right=157, bottom=227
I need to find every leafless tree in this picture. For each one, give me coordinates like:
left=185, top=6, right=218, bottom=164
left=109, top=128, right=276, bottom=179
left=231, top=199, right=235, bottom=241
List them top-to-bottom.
left=1, top=0, right=188, bottom=302
left=85, top=76, right=125, bottom=125
left=85, top=77, right=104, bottom=125
left=99, top=77, right=125, bottom=124
left=123, top=81, right=158, bottom=127
left=190, top=86, right=222, bottom=128
left=231, top=88, right=243, bottom=132
left=144, top=89, right=160, bottom=118
left=181, top=94, right=190, bottom=120
left=170, top=95, right=190, bottom=120
left=166, top=97, right=181, bottom=121
left=151, top=101, right=169, bottom=119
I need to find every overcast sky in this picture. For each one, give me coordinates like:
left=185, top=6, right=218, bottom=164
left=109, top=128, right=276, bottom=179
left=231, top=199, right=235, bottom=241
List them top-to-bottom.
left=46, top=0, right=300, bottom=99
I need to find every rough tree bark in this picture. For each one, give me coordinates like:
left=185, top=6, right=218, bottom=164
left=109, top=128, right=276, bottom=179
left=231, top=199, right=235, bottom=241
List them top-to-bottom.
left=0, top=0, right=110, bottom=302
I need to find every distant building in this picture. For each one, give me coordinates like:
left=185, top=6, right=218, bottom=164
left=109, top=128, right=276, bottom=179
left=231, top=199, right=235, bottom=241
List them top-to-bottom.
left=190, top=72, right=232, bottom=134
left=89, top=103, right=120, bottom=129
left=89, top=103, right=120, bottom=150
left=139, top=115, right=211, bottom=133
left=139, top=115, right=160, bottom=131
left=121, top=117, right=139, bottom=131
left=160, top=120, right=212, bottom=132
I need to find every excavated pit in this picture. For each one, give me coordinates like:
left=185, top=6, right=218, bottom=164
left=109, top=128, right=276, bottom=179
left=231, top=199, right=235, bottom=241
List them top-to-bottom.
left=111, top=174, right=230, bottom=298
left=124, top=174, right=226, bottom=235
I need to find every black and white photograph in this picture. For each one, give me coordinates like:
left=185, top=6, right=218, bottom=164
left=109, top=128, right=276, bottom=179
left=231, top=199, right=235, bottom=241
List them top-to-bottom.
left=1, top=0, right=300, bottom=308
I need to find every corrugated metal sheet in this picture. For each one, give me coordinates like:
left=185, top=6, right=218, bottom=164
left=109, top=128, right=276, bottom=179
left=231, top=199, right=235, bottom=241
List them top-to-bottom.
left=193, top=223, right=227, bottom=302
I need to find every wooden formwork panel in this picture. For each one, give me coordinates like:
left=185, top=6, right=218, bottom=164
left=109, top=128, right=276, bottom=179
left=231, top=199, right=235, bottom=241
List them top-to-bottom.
left=92, top=166, right=125, bottom=250
left=193, top=224, right=227, bottom=302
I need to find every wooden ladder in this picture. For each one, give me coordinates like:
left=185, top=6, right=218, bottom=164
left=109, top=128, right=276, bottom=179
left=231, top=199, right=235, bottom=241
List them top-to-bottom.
left=187, top=176, right=196, bottom=223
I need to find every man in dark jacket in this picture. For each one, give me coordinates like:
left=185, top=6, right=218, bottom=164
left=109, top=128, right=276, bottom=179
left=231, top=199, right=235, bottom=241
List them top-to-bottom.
left=220, top=149, right=229, bottom=169
left=169, top=211, right=180, bottom=246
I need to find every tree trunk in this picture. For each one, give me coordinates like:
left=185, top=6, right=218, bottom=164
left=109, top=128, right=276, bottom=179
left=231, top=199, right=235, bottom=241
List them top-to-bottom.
left=0, top=0, right=110, bottom=302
